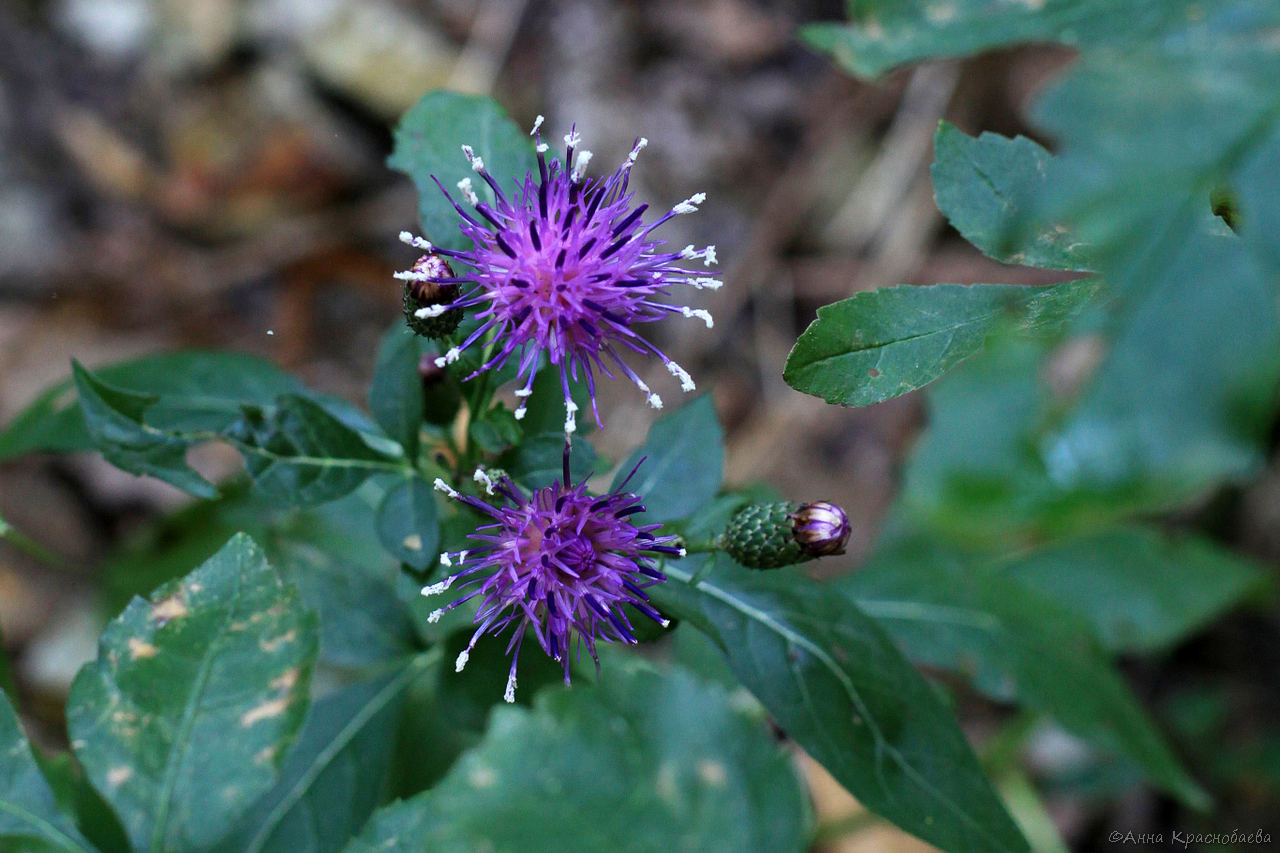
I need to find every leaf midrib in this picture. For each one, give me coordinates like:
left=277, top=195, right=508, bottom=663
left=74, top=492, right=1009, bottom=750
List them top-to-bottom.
left=663, top=565, right=1023, bottom=853
left=0, top=800, right=92, bottom=853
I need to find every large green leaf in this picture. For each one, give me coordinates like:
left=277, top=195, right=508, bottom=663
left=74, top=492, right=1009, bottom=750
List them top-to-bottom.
left=800, top=0, right=1275, bottom=80
left=388, top=91, right=536, bottom=251
left=931, top=123, right=1092, bottom=271
left=784, top=281, right=1096, bottom=407
left=368, top=327, right=427, bottom=459
left=0, top=352, right=305, bottom=461
left=71, top=361, right=219, bottom=498
left=224, top=395, right=406, bottom=507
left=612, top=396, right=723, bottom=521
left=497, top=432, right=596, bottom=491
left=375, top=477, right=441, bottom=570
left=996, top=527, right=1270, bottom=653
left=67, top=534, right=318, bottom=852
left=841, top=539, right=1206, bottom=807
left=652, top=560, right=1029, bottom=853
left=348, top=661, right=811, bottom=853
left=218, top=667, right=416, bottom=853
left=0, top=691, right=94, bottom=852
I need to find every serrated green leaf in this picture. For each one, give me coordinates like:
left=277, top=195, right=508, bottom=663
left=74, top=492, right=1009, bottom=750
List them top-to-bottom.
left=388, top=92, right=535, bottom=251
left=932, top=123, right=1091, bottom=270
left=784, top=281, right=1097, bottom=407
left=0, top=352, right=307, bottom=462
left=71, top=361, right=218, bottom=499
left=224, top=395, right=406, bottom=506
left=612, top=396, right=723, bottom=522
left=497, top=433, right=595, bottom=491
left=375, top=477, right=441, bottom=570
left=996, top=527, right=1270, bottom=653
left=67, top=534, right=318, bottom=852
left=841, top=539, right=1206, bottom=807
left=652, top=560, right=1029, bottom=853
left=349, top=661, right=811, bottom=853
left=217, top=667, right=415, bottom=853
left=0, top=691, right=95, bottom=852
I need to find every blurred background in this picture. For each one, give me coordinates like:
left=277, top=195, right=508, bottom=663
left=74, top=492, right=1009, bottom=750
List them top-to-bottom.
left=1, top=1, right=1275, bottom=850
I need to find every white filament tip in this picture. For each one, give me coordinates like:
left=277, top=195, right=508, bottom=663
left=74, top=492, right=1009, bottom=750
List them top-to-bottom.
left=530, top=115, right=544, bottom=136
left=563, top=129, right=582, bottom=148
left=456, top=177, right=479, bottom=205
left=673, top=193, right=706, bottom=215
left=703, top=245, right=718, bottom=266
left=414, top=304, right=449, bottom=318
left=681, top=307, right=714, bottom=328
left=646, top=393, right=664, bottom=410
left=473, top=467, right=497, bottom=495
left=433, top=478, right=460, bottom=499
left=421, top=575, right=454, bottom=596
left=427, top=609, right=443, bottom=623
left=455, top=649, right=470, bottom=672
left=503, top=672, right=517, bottom=703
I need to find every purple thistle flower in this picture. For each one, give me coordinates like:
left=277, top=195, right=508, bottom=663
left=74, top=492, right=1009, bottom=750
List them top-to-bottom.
left=395, top=116, right=720, bottom=435
left=422, top=446, right=684, bottom=702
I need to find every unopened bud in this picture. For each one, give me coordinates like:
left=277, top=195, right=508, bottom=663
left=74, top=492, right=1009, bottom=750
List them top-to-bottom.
left=402, top=254, right=463, bottom=338
left=418, top=353, right=462, bottom=426
left=721, top=501, right=851, bottom=570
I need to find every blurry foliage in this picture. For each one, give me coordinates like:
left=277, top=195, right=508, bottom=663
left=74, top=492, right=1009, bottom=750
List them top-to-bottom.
left=0, top=2, right=1278, bottom=852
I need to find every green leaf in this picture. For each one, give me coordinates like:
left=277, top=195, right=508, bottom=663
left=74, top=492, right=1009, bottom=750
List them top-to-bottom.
left=800, top=0, right=1273, bottom=80
left=388, top=91, right=535, bottom=251
left=931, top=123, right=1092, bottom=271
left=784, top=281, right=1097, bottom=407
left=368, top=327, right=427, bottom=459
left=0, top=351, right=306, bottom=461
left=71, top=361, right=218, bottom=499
left=513, top=368, right=594, bottom=437
left=225, top=395, right=405, bottom=506
left=612, top=396, right=723, bottom=522
left=468, top=406, right=522, bottom=455
left=498, top=433, right=596, bottom=491
left=375, top=477, right=441, bottom=570
left=996, top=527, right=1271, bottom=653
left=67, top=534, right=319, bottom=852
left=841, top=539, right=1206, bottom=807
left=652, top=560, right=1029, bottom=853
left=349, top=661, right=811, bottom=853
left=218, top=667, right=415, bottom=853
left=0, top=691, right=94, bottom=852
left=31, top=751, right=131, bottom=853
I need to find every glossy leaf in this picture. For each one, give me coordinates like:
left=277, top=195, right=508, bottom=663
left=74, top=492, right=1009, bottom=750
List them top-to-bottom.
left=388, top=91, right=535, bottom=251
left=931, top=123, right=1091, bottom=271
left=784, top=281, right=1096, bottom=407
left=225, top=395, right=406, bottom=507
left=612, top=395, right=723, bottom=521
left=375, top=477, right=441, bottom=570
left=996, top=527, right=1270, bottom=653
left=67, top=534, right=318, bottom=852
left=842, top=539, right=1206, bottom=807
left=652, top=560, right=1029, bottom=853
left=349, top=661, right=811, bottom=853
left=218, top=667, right=416, bottom=853
left=0, top=691, right=94, bottom=852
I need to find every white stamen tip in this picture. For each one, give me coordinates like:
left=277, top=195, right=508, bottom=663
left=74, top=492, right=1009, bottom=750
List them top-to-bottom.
left=530, top=115, right=544, bottom=136
left=563, top=129, right=582, bottom=148
left=625, top=137, right=649, bottom=167
left=536, top=142, right=549, bottom=153
left=571, top=149, right=593, bottom=181
left=456, top=177, right=479, bottom=205
left=673, top=193, right=706, bottom=215
left=399, top=231, right=433, bottom=251
left=679, top=244, right=697, bottom=259
left=703, top=245, right=718, bottom=266
left=690, top=277, right=722, bottom=291
left=414, top=304, right=450, bottom=318
left=681, top=307, right=714, bottom=328
left=439, top=347, right=460, bottom=365
left=433, top=356, right=447, bottom=368
left=666, top=361, right=696, bottom=392
left=513, top=388, right=534, bottom=397
left=647, top=393, right=664, bottom=410
left=514, top=407, right=527, bottom=420
left=473, top=467, right=497, bottom=495
left=433, top=478, right=460, bottom=499
left=677, top=548, right=688, bottom=557
left=439, top=552, right=453, bottom=568
left=421, top=575, right=454, bottom=596
left=427, top=609, right=443, bottom=623
left=659, top=618, right=672, bottom=627
left=455, top=649, right=470, bottom=672
left=503, top=672, right=517, bottom=703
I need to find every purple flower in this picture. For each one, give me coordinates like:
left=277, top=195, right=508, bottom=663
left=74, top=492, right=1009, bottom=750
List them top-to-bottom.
left=396, top=116, right=719, bottom=434
left=423, top=447, right=684, bottom=702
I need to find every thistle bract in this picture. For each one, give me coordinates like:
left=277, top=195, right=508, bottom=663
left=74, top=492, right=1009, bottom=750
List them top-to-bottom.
left=396, top=117, right=720, bottom=435
left=423, top=448, right=683, bottom=702
left=722, top=500, right=851, bottom=569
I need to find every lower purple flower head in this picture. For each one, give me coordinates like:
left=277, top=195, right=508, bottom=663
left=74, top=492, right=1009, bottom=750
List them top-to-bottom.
left=396, top=116, right=720, bottom=435
left=423, top=447, right=684, bottom=702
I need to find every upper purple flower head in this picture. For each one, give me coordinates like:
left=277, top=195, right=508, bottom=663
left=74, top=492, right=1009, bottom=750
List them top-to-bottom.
left=396, top=116, right=720, bottom=434
left=423, top=447, right=684, bottom=702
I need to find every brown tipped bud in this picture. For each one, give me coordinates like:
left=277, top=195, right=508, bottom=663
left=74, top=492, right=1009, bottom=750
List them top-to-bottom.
left=403, top=253, right=463, bottom=338
left=721, top=500, right=852, bottom=570
left=791, top=501, right=851, bottom=557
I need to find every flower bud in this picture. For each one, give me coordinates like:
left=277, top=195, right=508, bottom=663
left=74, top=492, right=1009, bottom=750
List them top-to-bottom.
left=403, top=253, right=463, bottom=338
left=418, top=353, right=462, bottom=426
left=721, top=501, right=851, bottom=570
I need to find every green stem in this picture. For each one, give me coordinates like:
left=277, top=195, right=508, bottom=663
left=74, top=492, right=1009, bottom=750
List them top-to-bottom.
left=0, top=516, right=68, bottom=568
